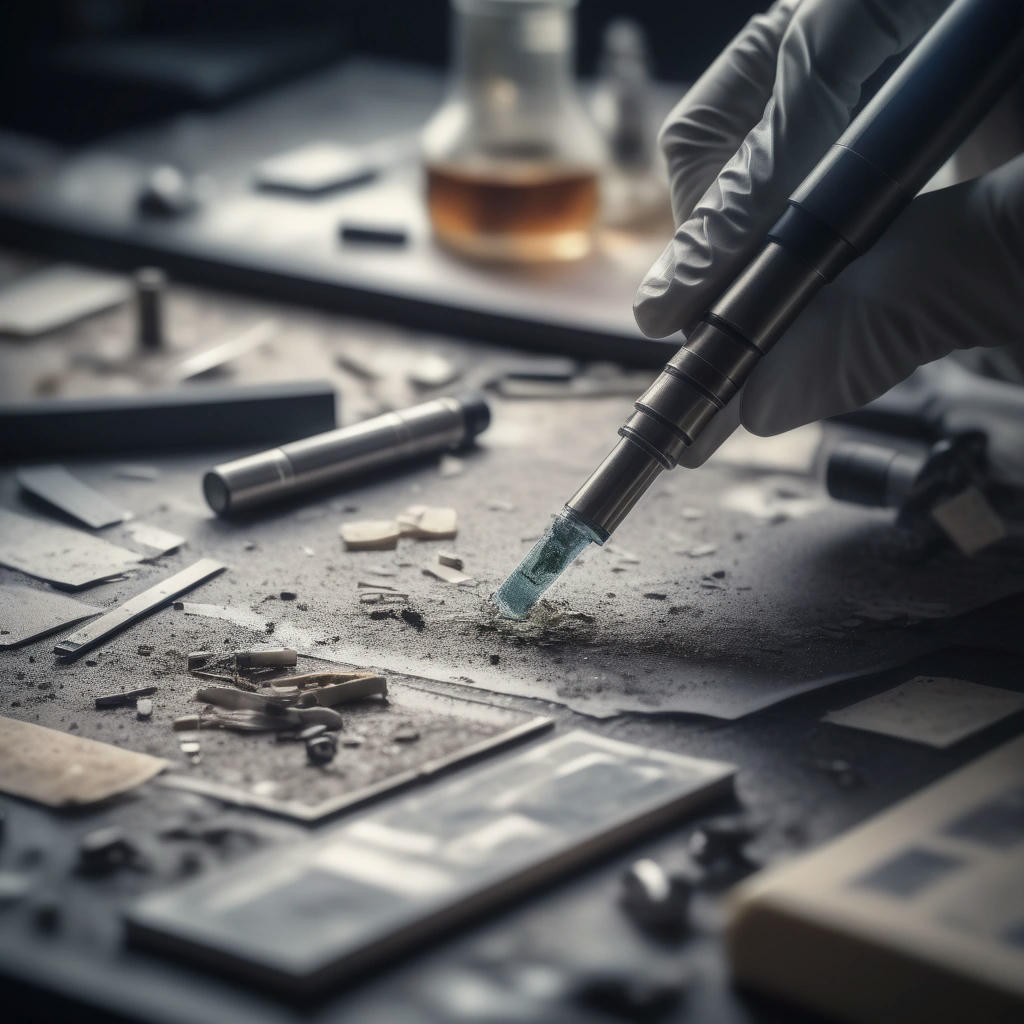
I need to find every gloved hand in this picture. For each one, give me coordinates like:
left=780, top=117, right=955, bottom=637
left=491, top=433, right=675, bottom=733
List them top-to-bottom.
left=634, top=0, right=1024, bottom=467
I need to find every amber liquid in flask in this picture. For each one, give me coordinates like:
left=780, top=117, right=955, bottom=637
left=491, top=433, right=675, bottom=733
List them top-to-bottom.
left=426, top=161, right=600, bottom=262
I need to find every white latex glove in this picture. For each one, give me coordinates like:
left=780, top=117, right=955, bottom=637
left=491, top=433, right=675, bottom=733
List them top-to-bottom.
left=634, top=0, right=1024, bottom=467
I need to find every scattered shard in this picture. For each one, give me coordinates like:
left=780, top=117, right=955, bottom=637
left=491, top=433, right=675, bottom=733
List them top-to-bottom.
left=171, top=319, right=278, bottom=382
left=408, top=353, right=461, bottom=390
left=17, top=464, right=127, bottom=529
left=930, top=486, right=1007, bottom=556
left=398, top=505, right=457, bottom=540
left=0, top=509, right=141, bottom=589
left=339, top=520, right=401, bottom=551
left=124, top=522, right=185, bottom=559
left=686, top=543, right=717, bottom=558
left=438, top=551, right=464, bottom=571
left=54, top=558, right=226, bottom=660
left=423, top=563, right=475, bottom=586
left=0, top=585, right=100, bottom=648
left=136, top=699, right=154, bottom=720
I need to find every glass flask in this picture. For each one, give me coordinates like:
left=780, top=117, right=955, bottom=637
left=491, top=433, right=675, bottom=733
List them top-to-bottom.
left=422, top=0, right=606, bottom=262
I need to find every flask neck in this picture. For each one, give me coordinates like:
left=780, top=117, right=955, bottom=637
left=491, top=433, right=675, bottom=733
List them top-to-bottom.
left=453, top=1, right=577, bottom=100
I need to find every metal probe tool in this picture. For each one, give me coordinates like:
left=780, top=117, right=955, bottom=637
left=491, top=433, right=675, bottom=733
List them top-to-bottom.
left=495, top=0, right=1024, bottom=618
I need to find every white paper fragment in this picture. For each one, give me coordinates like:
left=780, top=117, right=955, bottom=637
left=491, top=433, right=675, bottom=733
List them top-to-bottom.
left=0, top=264, right=130, bottom=337
left=17, top=465, right=126, bottom=529
left=930, top=486, right=1007, bottom=556
left=0, top=510, right=141, bottom=588
left=339, top=520, right=401, bottom=551
left=125, top=522, right=185, bottom=559
left=423, top=563, right=475, bottom=586
left=0, top=585, right=100, bottom=647
left=824, top=676, right=1024, bottom=748
left=0, top=717, right=166, bottom=806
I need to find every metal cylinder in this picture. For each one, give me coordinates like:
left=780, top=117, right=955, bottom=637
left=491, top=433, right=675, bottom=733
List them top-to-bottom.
left=203, top=393, right=490, bottom=516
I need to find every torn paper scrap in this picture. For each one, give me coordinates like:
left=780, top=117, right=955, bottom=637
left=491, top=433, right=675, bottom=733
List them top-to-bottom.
left=0, top=264, right=130, bottom=337
left=17, top=464, right=126, bottom=529
left=930, top=486, right=1007, bottom=556
left=0, top=509, right=141, bottom=588
left=340, top=520, right=401, bottom=551
left=124, top=521, right=185, bottom=559
left=0, top=585, right=100, bottom=648
left=824, top=676, right=1024, bottom=748
left=0, top=717, right=167, bottom=806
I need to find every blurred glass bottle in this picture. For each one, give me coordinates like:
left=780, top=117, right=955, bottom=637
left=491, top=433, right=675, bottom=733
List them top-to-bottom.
left=422, top=0, right=605, bottom=262
left=590, top=19, right=669, bottom=228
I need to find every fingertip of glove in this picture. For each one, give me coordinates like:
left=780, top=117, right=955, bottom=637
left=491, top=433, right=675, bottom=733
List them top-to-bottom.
left=632, top=288, right=677, bottom=339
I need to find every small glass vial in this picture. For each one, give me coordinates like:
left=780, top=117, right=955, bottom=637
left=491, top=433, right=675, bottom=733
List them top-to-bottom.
left=423, top=0, right=605, bottom=262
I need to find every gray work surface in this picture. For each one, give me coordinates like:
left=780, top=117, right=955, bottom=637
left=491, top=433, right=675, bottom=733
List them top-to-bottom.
left=1, top=251, right=1023, bottom=1023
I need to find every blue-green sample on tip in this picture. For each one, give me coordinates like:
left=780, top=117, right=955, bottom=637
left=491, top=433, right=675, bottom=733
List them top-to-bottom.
left=492, top=510, right=602, bottom=619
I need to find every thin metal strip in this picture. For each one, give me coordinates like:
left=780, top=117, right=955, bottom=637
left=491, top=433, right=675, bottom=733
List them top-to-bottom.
left=54, top=558, right=226, bottom=660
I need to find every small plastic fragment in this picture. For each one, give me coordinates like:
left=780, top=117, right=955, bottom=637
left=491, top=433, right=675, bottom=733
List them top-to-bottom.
left=340, top=520, right=401, bottom=551
left=438, top=551, right=464, bottom=571
left=423, top=563, right=475, bottom=586
left=135, top=698, right=153, bottom=720
left=393, top=726, right=420, bottom=743
left=306, top=731, right=337, bottom=765
left=620, top=858, right=695, bottom=937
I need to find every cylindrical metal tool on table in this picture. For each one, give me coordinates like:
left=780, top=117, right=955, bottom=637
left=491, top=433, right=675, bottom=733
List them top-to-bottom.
left=495, top=0, right=1024, bottom=617
left=203, top=394, right=490, bottom=515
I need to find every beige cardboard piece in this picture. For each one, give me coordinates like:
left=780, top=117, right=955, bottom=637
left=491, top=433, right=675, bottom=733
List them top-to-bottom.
left=0, top=717, right=167, bottom=806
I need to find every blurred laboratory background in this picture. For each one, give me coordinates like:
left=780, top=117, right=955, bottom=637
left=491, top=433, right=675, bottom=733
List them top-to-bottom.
left=0, top=0, right=769, bottom=368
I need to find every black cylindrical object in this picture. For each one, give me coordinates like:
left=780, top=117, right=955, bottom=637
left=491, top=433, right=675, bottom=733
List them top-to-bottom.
left=566, top=0, right=1024, bottom=537
left=134, top=267, right=166, bottom=351
left=203, top=394, right=490, bottom=516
